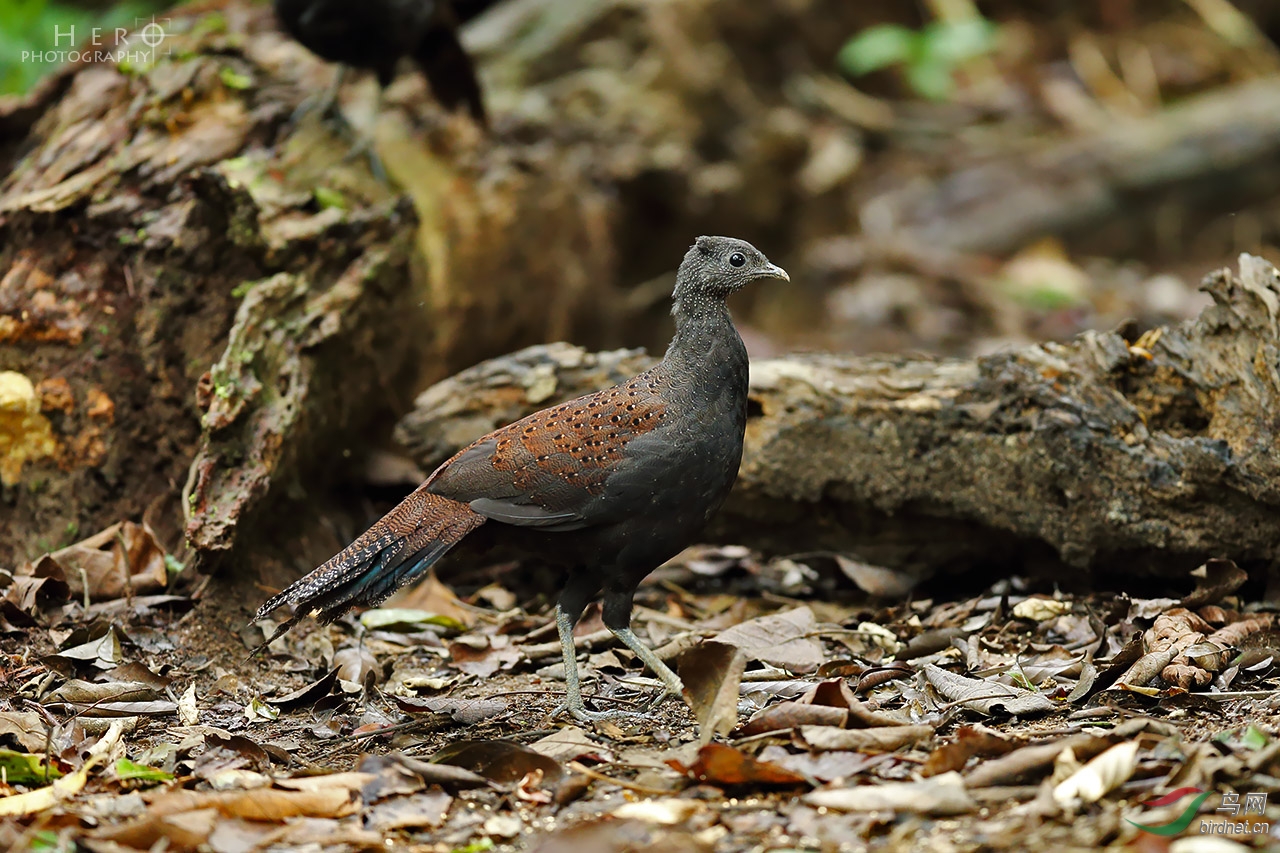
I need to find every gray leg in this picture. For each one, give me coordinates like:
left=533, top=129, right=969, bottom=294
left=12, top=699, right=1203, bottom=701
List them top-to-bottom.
left=291, top=66, right=388, bottom=182
left=293, top=66, right=347, bottom=125
left=552, top=574, right=617, bottom=724
left=602, top=585, right=685, bottom=705
left=555, top=603, right=597, bottom=723
left=609, top=625, right=685, bottom=699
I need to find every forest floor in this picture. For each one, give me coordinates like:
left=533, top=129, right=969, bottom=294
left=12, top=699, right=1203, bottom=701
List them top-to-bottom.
left=2, top=533, right=1278, bottom=851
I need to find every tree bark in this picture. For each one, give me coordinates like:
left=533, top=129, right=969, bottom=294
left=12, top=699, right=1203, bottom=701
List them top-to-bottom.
left=0, top=3, right=619, bottom=568
left=396, top=255, right=1280, bottom=582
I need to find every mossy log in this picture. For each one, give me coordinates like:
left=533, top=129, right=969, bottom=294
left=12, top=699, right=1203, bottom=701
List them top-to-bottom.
left=0, top=3, right=617, bottom=567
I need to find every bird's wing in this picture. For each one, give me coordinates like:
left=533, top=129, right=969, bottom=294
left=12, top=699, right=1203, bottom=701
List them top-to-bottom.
left=425, top=372, right=670, bottom=530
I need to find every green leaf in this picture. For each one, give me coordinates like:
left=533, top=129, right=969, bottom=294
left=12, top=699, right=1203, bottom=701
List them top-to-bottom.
left=920, top=18, right=998, bottom=65
left=837, top=24, right=918, bottom=76
left=905, top=59, right=955, bottom=101
left=219, top=66, right=251, bottom=90
left=313, top=186, right=347, bottom=211
left=360, top=608, right=465, bottom=633
left=244, top=696, right=280, bottom=722
left=1240, top=724, right=1271, bottom=751
left=0, top=749, right=63, bottom=785
left=114, top=758, right=173, bottom=784
left=27, top=829, right=67, bottom=853
left=452, top=839, right=495, bottom=853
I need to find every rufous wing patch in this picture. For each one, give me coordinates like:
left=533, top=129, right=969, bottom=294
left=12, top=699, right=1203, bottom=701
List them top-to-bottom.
left=487, top=374, right=669, bottom=496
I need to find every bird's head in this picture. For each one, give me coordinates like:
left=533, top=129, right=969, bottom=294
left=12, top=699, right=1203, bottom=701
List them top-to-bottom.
left=672, top=236, right=789, bottom=315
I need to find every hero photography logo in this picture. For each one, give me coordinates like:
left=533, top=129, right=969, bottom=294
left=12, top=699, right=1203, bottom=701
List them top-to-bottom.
left=21, top=16, right=173, bottom=67
left=1127, top=787, right=1270, bottom=837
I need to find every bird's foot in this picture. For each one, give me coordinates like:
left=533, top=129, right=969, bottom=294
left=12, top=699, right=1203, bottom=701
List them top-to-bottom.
left=550, top=682, right=684, bottom=725
left=638, top=687, right=683, bottom=715
left=549, top=700, right=662, bottom=725
left=550, top=702, right=643, bottom=725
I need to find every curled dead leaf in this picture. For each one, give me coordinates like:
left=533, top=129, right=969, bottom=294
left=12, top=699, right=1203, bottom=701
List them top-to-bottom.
left=665, top=743, right=809, bottom=788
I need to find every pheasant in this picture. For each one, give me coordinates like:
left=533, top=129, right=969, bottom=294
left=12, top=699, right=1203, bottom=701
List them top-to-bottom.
left=254, top=236, right=789, bottom=722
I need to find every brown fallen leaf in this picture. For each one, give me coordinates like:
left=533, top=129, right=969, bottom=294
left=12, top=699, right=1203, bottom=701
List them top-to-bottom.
left=22, top=521, right=169, bottom=603
left=834, top=554, right=922, bottom=597
left=1181, top=558, right=1248, bottom=609
left=388, top=568, right=476, bottom=627
left=4, top=570, right=70, bottom=616
left=714, top=606, right=824, bottom=673
left=447, top=635, right=522, bottom=678
left=676, top=640, right=745, bottom=745
left=333, top=646, right=380, bottom=685
left=101, top=662, right=172, bottom=690
left=923, top=664, right=1057, bottom=716
left=265, top=667, right=340, bottom=709
left=46, top=679, right=160, bottom=706
left=800, top=679, right=907, bottom=726
left=394, top=695, right=508, bottom=725
left=736, top=701, right=848, bottom=736
left=0, top=710, right=49, bottom=752
left=796, top=725, right=934, bottom=752
left=922, top=725, right=1016, bottom=776
left=529, top=727, right=614, bottom=764
left=962, top=733, right=1113, bottom=789
left=429, top=740, right=565, bottom=786
left=1052, top=740, right=1139, bottom=806
left=666, top=743, right=809, bottom=788
left=756, top=744, right=882, bottom=782
left=803, top=771, right=977, bottom=815
left=275, top=772, right=376, bottom=793
left=141, top=786, right=358, bottom=821
left=365, top=790, right=453, bottom=831
left=92, top=806, right=220, bottom=850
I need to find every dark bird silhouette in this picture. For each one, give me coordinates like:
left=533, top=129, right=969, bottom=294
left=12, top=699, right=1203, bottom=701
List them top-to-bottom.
left=274, top=0, right=486, bottom=124
left=254, top=236, right=789, bottom=722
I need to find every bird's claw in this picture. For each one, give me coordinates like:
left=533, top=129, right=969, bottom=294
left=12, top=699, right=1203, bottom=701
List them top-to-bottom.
left=550, top=685, right=683, bottom=725
left=638, top=688, right=682, bottom=714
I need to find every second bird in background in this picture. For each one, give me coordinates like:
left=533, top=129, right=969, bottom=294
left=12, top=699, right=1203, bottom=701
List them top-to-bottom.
left=274, top=0, right=487, bottom=125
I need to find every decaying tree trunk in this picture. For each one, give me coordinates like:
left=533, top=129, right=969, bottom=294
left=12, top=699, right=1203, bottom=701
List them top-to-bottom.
left=0, top=3, right=619, bottom=567
left=396, top=255, right=1280, bottom=583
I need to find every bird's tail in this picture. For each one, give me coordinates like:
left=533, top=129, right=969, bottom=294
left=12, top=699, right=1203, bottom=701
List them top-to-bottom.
left=252, top=488, right=485, bottom=649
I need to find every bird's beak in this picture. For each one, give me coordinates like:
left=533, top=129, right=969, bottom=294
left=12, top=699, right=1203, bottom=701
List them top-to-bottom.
left=763, top=263, right=790, bottom=282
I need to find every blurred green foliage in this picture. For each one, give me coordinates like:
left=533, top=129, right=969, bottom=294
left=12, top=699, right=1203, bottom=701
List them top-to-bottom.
left=0, top=0, right=171, bottom=95
left=838, top=17, right=999, bottom=101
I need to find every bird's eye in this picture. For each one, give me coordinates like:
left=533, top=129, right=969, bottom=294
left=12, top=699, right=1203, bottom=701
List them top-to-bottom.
left=728, top=252, right=746, bottom=267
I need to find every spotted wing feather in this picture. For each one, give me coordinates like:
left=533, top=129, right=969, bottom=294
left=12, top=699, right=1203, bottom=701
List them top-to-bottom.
left=426, top=371, right=670, bottom=530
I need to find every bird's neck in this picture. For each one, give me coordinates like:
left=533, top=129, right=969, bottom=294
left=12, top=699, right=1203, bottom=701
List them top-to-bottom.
left=662, top=299, right=748, bottom=382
